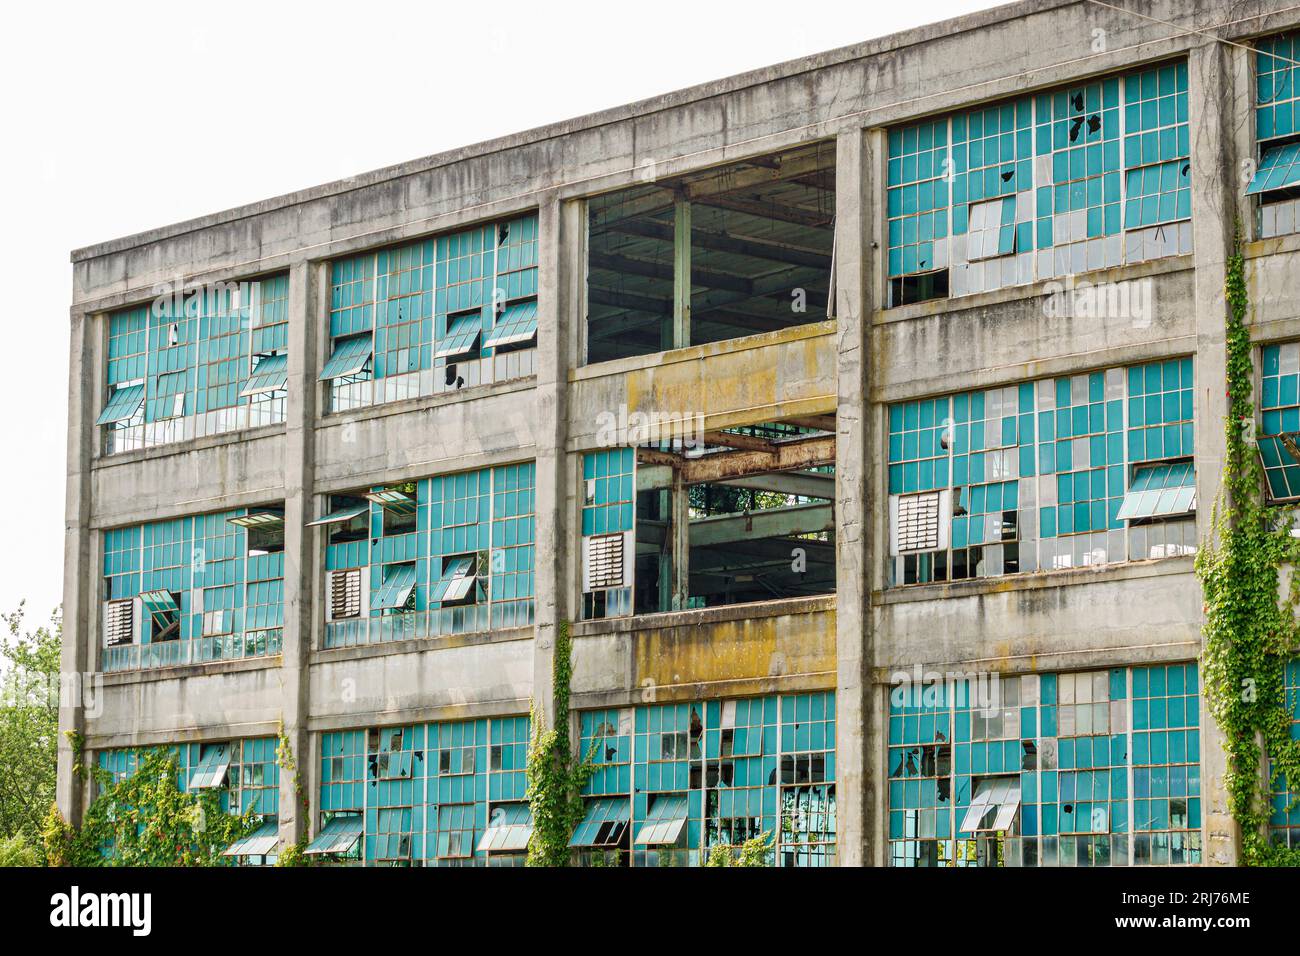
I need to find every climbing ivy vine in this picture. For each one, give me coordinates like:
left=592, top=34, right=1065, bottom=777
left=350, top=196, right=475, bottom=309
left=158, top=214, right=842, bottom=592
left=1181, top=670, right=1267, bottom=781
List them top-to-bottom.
left=1195, top=225, right=1300, bottom=865
left=524, top=619, right=595, bottom=866
left=274, top=727, right=311, bottom=867
left=42, top=747, right=255, bottom=867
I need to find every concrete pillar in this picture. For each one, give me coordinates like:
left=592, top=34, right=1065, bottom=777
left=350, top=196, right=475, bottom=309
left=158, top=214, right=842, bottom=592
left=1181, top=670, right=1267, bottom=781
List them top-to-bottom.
left=1188, top=38, right=1242, bottom=867
left=834, top=127, right=872, bottom=866
left=533, top=194, right=570, bottom=729
left=672, top=198, right=692, bottom=350
left=277, top=260, right=318, bottom=848
left=57, top=307, right=95, bottom=825
left=669, top=469, right=690, bottom=610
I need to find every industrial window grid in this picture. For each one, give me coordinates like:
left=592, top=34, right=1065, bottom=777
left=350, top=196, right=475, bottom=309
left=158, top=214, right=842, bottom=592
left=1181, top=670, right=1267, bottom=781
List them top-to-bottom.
left=1254, top=32, right=1300, bottom=237
left=886, top=61, right=1190, bottom=305
left=324, top=213, right=538, bottom=412
left=100, top=275, right=290, bottom=454
left=1259, top=342, right=1300, bottom=501
left=886, top=358, right=1197, bottom=586
left=581, top=448, right=635, bottom=619
left=320, top=463, right=535, bottom=648
left=99, top=507, right=285, bottom=672
left=1268, top=659, right=1300, bottom=848
left=888, top=664, right=1201, bottom=867
left=577, top=692, right=836, bottom=867
left=316, top=716, right=528, bottom=866
left=314, top=717, right=527, bottom=868
left=94, top=737, right=279, bottom=861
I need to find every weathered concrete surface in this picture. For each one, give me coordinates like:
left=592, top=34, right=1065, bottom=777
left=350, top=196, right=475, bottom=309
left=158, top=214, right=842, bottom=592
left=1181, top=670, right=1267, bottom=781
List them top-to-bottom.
left=61, top=0, right=1300, bottom=863
left=567, top=322, right=836, bottom=449
left=873, top=561, right=1203, bottom=675
left=570, top=597, right=835, bottom=707
left=308, top=632, right=534, bottom=731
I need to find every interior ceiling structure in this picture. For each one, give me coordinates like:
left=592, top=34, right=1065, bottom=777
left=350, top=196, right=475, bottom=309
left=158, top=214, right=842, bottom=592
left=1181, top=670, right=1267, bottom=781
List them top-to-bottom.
left=587, top=141, right=836, bottom=361
left=634, top=417, right=838, bottom=603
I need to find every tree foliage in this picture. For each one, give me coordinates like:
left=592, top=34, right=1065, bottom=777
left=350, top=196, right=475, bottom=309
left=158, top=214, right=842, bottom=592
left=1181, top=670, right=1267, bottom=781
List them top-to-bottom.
left=0, top=604, right=60, bottom=864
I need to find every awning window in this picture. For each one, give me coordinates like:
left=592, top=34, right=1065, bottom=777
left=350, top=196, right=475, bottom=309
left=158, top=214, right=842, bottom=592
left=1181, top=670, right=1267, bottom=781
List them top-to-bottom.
left=1247, top=142, right=1300, bottom=196
left=483, top=300, right=538, bottom=349
left=436, top=311, right=483, bottom=360
left=319, top=334, right=373, bottom=380
left=239, top=353, right=289, bottom=397
left=96, top=383, right=145, bottom=426
left=1259, top=433, right=1300, bottom=500
left=1116, top=461, right=1197, bottom=521
left=363, top=489, right=417, bottom=515
left=306, top=503, right=370, bottom=527
left=227, top=511, right=285, bottom=529
left=429, top=555, right=478, bottom=603
left=371, top=563, right=417, bottom=611
left=138, top=590, right=179, bottom=627
left=189, top=743, right=233, bottom=789
left=959, top=777, right=1022, bottom=833
left=633, top=794, right=689, bottom=846
left=569, top=797, right=631, bottom=847
left=476, top=803, right=533, bottom=853
left=304, top=814, right=363, bottom=856
left=222, top=819, right=279, bottom=858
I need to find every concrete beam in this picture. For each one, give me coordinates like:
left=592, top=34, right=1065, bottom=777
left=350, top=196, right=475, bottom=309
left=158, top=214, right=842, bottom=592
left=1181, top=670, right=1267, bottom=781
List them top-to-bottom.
left=636, top=435, right=835, bottom=484
left=636, top=502, right=834, bottom=548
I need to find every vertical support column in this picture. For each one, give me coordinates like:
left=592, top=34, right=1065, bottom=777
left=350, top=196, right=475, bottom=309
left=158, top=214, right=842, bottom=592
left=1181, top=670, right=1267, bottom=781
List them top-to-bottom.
left=1189, top=39, right=1242, bottom=867
left=834, top=127, right=873, bottom=866
left=533, top=194, right=571, bottom=729
left=672, top=197, right=692, bottom=350
left=278, top=260, right=318, bottom=848
left=57, top=307, right=94, bottom=824
left=669, top=468, right=690, bottom=610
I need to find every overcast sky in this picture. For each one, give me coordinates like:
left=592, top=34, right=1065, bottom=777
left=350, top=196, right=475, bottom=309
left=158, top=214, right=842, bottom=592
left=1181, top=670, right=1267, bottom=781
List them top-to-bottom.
left=0, top=0, right=1014, bottom=625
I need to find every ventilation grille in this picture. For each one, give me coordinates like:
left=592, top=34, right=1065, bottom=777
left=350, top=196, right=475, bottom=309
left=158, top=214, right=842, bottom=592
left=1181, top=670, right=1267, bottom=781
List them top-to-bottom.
left=897, top=492, right=942, bottom=553
left=586, top=533, right=625, bottom=590
left=330, top=569, right=363, bottom=620
left=104, top=599, right=134, bottom=647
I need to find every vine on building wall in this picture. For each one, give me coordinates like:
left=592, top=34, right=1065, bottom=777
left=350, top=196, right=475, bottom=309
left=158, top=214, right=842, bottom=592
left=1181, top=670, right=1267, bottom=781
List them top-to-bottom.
left=1195, top=225, right=1300, bottom=865
left=524, top=619, right=595, bottom=866
left=274, top=726, right=311, bottom=867
left=42, top=748, right=255, bottom=867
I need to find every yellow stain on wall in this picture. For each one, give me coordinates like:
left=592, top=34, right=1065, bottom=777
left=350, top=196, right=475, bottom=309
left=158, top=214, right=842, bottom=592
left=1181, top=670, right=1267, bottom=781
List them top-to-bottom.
left=623, top=324, right=836, bottom=434
left=632, top=606, right=836, bottom=691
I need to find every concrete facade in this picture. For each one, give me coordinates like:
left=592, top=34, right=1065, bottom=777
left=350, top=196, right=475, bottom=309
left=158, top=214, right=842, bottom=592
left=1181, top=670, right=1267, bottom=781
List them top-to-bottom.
left=60, top=0, right=1300, bottom=866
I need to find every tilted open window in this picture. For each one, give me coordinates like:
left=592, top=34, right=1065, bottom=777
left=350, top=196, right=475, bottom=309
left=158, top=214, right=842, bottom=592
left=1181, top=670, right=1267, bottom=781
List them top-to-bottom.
left=189, top=742, right=234, bottom=789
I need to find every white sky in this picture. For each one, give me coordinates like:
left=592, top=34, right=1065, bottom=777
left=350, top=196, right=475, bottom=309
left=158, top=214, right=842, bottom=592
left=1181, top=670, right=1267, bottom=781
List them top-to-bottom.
left=0, top=0, right=1011, bottom=622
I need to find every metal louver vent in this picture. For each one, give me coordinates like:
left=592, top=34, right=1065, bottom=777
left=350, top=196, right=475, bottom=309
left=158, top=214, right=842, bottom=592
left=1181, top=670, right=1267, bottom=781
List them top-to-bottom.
left=896, top=492, right=941, bottom=553
left=587, top=533, right=624, bottom=590
left=330, top=569, right=363, bottom=620
left=104, top=599, right=134, bottom=647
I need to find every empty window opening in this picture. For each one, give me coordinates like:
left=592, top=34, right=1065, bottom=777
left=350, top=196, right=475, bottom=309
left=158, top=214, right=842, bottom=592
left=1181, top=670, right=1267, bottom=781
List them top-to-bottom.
left=585, top=141, right=835, bottom=364
left=631, top=418, right=837, bottom=613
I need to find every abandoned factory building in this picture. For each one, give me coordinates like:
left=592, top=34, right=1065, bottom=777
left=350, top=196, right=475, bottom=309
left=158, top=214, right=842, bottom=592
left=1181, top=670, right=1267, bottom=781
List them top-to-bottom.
left=59, top=0, right=1300, bottom=866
